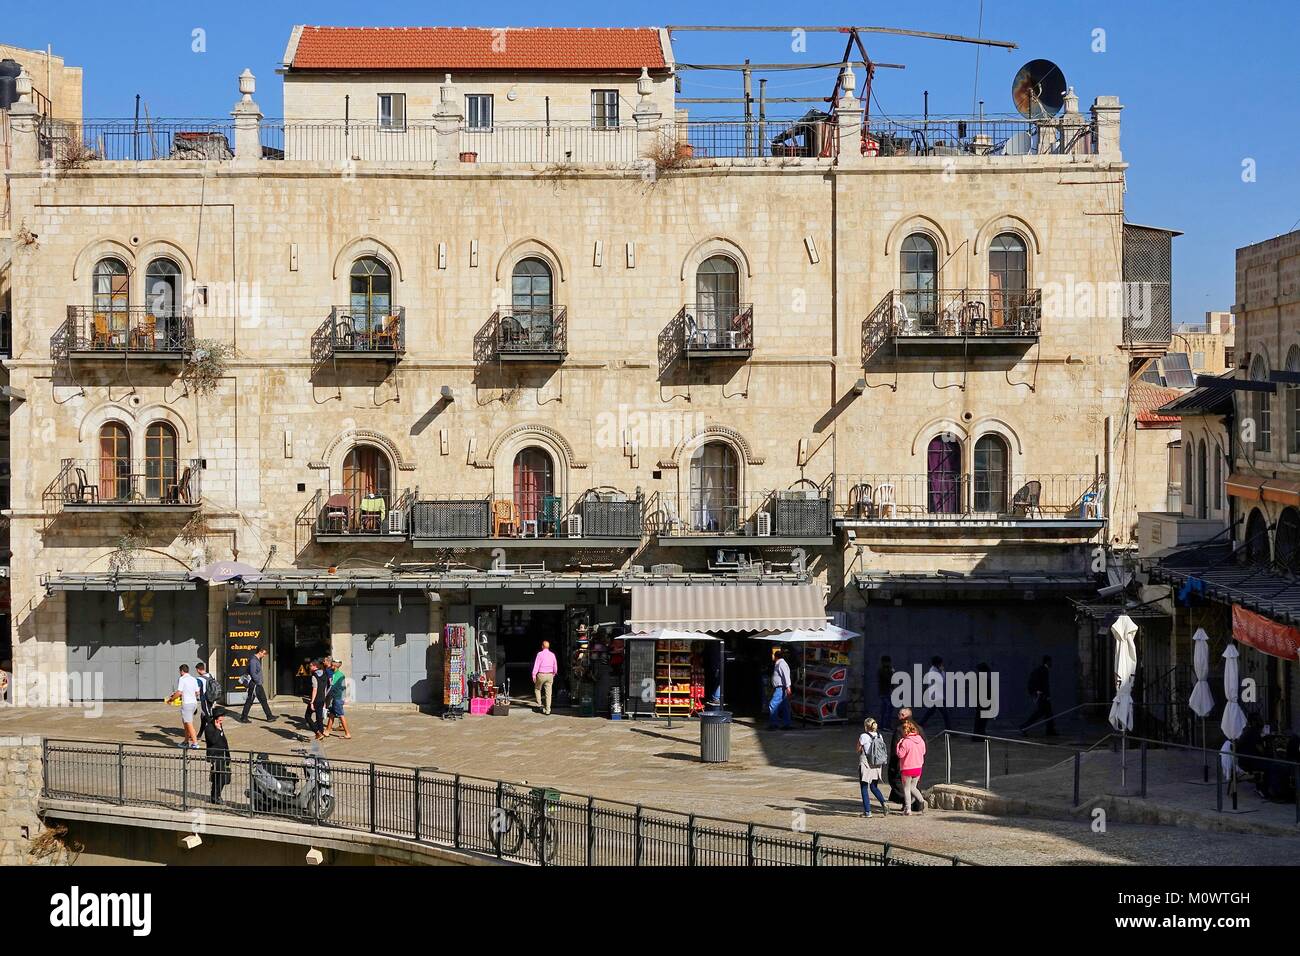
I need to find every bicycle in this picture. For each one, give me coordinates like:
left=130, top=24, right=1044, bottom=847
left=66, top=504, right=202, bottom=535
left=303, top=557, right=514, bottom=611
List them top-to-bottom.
left=491, top=783, right=560, bottom=864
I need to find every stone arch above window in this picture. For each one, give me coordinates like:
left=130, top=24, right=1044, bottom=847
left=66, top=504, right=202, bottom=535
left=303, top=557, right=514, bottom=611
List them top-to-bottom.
left=883, top=214, right=952, bottom=260
left=973, top=214, right=1042, bottom=256
left=331, top=236, right=404, bottom=283
left=679, top=237, right=753, bottom=282
left=71, top=238, right=136, bottom=281
left=493, top=238, right=568, bottom=283
left=135, top=239, right=196, bottom=280
left=76, top=401, right=138, bottom=444
left=969, top=417, right=1025, bottom=457
left=908, top=418, right=969, bottom=457
left=476, top=423, right=587, bottom=472
left=667, top=424, right=765, bottom=469
left=312, top=428, right=416, bottom=473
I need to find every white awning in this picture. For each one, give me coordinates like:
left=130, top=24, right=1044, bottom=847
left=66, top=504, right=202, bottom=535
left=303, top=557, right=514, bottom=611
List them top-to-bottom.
left=628, top=584, right=827, bottom=634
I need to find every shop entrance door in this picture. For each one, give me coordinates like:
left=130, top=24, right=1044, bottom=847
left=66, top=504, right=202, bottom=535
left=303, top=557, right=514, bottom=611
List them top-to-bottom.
left=66, top=590, right=207, bottom=700
left=350, top=602, right=432, bottom=704
left=272, top=607, right=332, bottom=698
left=495, top=607, right=566, bottom=699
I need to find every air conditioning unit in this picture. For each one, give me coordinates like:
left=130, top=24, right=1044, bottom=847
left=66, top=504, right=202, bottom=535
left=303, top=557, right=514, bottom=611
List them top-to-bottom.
left=387, top=508, right=407, bottom=534
left=756, top=512, right=772, bottom=536
left=564, top=513, right=583, bottom=537
left=651, top=563, right=683, bottom=575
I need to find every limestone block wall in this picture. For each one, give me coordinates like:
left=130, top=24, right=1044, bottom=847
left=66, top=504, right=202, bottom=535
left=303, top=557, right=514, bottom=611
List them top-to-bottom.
left=0, top=737, right=58, bottom=866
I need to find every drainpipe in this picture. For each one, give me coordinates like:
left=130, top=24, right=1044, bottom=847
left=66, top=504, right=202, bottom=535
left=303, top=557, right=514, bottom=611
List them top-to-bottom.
left=1104, top=415, right=1115, bottom=534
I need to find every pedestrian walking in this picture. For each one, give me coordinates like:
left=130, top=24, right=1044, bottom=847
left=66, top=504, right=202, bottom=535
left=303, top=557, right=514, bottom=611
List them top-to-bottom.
left=531, top=640, right=558, bottom=714
left=239, top=648, right=275, bottom=723
left=767, top=648, right=793, bottom=730
left=876, top=655, right=895, bottom=728
left=1019, top=655, right=1057, bottom=736
left=919, top=656, right=952, bottom=730
left=301, top=657, right=315, bottom=731
left=324, top=658, right=351, bottom=739
left=308, top=660, right=328, bottom=739
left=194, top=661, right=214, bottom=737
left=168, top=664, right=201, bottom=749
left=887, top=706, right=924, bottom=811
left=203, top=710, right=232, bottom=805
left=856, top=718, right=890, bottom=817
left=894, top=718, right=927, bottom=816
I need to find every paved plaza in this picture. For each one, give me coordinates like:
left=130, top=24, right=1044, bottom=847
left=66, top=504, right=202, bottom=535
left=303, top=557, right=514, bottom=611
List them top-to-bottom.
left=4, top=701, right=1300, bottom=865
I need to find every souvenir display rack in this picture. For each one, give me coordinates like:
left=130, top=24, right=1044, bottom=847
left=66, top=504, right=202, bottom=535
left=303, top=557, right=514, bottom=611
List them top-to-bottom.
left=655, top=639, right=705, bottom=716
left=790, top=640, right=850, bottom=724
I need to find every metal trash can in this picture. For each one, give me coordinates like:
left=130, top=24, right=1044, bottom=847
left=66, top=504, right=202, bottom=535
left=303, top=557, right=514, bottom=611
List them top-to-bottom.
left=699, top=709, right=733, bottom=763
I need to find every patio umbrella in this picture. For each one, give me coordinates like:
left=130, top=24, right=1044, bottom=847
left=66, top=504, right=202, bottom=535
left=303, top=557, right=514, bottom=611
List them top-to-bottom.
left=187, top=560, right=262, bottom=583
left=1108, top=614, right=1138, bottom=789
left=1188, top=628, right=1215, bottom=781
left=1220, top=644, right=1247, bottom=741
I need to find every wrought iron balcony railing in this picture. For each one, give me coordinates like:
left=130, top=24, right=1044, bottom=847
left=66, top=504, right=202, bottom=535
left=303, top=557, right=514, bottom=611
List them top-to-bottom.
left=864, top=116, right=1096, bottom=157
left=862, top=289, right=1041, bottom=362
left=680, top=303, right=754, bottom=354
left=481, top=306, right=568, bottom=361
left=57, top=307, right=195, bottom=358
left=313, top=307, right=406, bottom=361
left=46, top=458, right=203, bottom=510
left=835, top=474, right=1104, bottom=522
left=303, top=487, right=414, bottom=539
left=653, top=489, right=832, bottom=539
left=410, top=490, right=641, bottom=541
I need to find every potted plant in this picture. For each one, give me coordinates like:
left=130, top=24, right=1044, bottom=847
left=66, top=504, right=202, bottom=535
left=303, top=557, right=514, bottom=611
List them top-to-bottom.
left=676, top=142, right=695, bottom=160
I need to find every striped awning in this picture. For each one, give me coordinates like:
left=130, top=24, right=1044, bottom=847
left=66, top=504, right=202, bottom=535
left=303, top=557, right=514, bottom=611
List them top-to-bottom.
left=42, top=572, right=197, bottom=592
left=628, top=584, right=827, bottom=634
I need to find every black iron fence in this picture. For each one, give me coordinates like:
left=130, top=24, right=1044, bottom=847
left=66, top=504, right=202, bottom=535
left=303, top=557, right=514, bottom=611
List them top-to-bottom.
left=864, top=116, right=1095, bottom=157
left=40, top=118, right=235, bottom=163
left=458, top=122, right=638, bottom=165
left=680, top=303, right=754, bottom=353
left=59, top=306, right=195, bottom=356
left=496, top=306, right=568, bottom=357
left=312, top=307, right=406, bottom=361
left=47, top=457, right=202, bottom=509
left=835, top=474, right=1102, bottom=521
left=302, top=487, right=414, bottom=538
left=655, top=489, right=831, bottom=538
left=410, top=491, right=642, bottom=541
left=41, top=739, right=968, bottom=866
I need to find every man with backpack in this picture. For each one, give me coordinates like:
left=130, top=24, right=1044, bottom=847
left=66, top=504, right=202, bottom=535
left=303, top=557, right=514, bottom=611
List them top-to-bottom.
left=239, top=648, right=275, bottom=723
left=194, top=661, right=221, bottom=737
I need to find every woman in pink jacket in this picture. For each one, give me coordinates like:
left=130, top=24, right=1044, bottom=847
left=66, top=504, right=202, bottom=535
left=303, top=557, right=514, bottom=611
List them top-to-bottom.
left=894, top=719, right=927, bottom=815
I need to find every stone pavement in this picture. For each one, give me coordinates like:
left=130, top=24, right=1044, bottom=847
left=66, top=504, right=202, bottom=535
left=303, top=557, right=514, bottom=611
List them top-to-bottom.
left=4, top=701, right=1300, bottom=865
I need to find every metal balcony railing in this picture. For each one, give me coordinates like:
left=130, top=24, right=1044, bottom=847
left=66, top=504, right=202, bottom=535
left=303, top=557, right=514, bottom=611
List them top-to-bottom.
left=864, top=115, right=1096, bottom=157
left=40, top=118, right=235, bottom=162
left=670, top=118, right=839, bottom=160
left=457, top=122, right=638, bottom=164
left=862, top=289, right=1041, bottom=363
left=680, top=304, right=754, bottom=353
left=493, top=306, right=567, bottom=359
left=58, top=307, right=195, bottom=357
left=314, top=307, right=406, bottom=360
left=0, top=311, right=10, bottom=358
left=47, top=458, right=202, bottom=509
left=835, top=474, right=1104, bottom=521
left=304, top=487, right=413, bottom=538
left=654, top=489, right=832, bottom=538
left=410, top=491, right=642, bottom=541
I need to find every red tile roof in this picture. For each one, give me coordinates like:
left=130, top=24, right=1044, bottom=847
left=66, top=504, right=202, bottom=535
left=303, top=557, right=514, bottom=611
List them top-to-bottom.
left=288, top=26, right=668, bottom=72
left=1132, top=380, right=1185, bottom=428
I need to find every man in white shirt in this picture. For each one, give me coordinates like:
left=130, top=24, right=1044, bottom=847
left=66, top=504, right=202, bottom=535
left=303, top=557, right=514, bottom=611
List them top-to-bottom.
left=767, top=649, right=794, bottom=730
left=173, top=665, right=202, bottom=749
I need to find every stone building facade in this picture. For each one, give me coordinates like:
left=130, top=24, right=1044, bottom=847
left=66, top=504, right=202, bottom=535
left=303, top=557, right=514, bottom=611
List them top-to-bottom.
left=1, top=26, right=1159, bottom=719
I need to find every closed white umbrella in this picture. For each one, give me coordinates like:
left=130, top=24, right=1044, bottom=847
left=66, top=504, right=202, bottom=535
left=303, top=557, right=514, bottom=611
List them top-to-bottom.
left=1108, top=614, right=1138, bottom=732
left=1188, top=627, right=1215, bottom=782
left=1220, top=644, right=1247, bottom=741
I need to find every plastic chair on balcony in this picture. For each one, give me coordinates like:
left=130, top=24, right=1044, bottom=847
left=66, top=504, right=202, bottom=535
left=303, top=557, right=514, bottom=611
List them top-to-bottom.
left=892, top=300, right=915, bottom=335
left=684, top=312, right=702, bottom=349
left=372, top=315, right=401, bottom=351
left=132, top=316, right=157, bottom=351
left=66, top=467, right=98, bottom=504
left=164, top=467, right=193, bottom=504
left=1011, top=481, right=1042, bottom=519
left=848, top=482, right=874, bottom=519
left=875, top=482, right=897, bottom=519
left=324, top=493, right=351, bottom=532
left=541, top=495, right=563, bottom=536
left=660, top=497, right=685, bottom=535
left=492, top=498, right=518, bottom=537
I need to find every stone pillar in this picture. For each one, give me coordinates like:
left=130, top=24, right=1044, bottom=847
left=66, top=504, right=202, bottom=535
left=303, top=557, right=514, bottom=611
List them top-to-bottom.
left=832, top=65, right=865, bottom=166
left=633, top=66, right=665, bottom=160
left=231, top=68, right=263, bottom=165
left=7, top=70, right=41, bottom=171
left=434, top=74, right=465, bottom=165
left=1091, top=95, right=1123, bottom=159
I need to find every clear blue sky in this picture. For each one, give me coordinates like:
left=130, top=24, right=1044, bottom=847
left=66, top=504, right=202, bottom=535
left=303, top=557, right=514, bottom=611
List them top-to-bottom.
left=7, top=0, right=1298, bottom=321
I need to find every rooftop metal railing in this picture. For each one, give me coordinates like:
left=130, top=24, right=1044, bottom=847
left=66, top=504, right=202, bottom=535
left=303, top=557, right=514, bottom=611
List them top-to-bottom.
left=864, top=115, right=1095, bottom=157
left=40, top=118, right=236, bottom=162
left=410, top=491, right=642, bottom=541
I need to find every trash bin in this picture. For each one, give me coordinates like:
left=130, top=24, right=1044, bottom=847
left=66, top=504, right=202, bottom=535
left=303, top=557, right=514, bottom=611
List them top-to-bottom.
left=700, top=709, right=733, bottom=763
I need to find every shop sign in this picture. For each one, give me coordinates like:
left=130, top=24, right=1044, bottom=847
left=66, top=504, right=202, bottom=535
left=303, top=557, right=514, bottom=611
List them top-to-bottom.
left=1232, top=604, right=1300, bottom=661
left=225, top=606, right=269, bottom=693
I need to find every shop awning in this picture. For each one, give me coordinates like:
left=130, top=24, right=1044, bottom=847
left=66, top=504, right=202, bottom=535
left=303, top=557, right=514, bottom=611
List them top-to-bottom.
left=1154, top=376, right=1236, bottom=417
left=1223, top=473, right=1299, bottom=506
left=1151, top=544, right=1300, bottom=626
left=42, top=572, right=198, bottom=592
left=628, top=583, right=827, bottom=633
left=751, top=624, right=861, bottom=642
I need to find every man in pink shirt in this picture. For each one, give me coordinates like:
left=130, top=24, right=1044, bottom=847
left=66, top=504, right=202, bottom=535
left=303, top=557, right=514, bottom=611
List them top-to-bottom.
left=531, top=640, right=559, bottom=715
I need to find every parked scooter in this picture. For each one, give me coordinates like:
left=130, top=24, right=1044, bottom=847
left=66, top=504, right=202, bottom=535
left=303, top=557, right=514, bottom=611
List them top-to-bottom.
left=246, top=742, right=335, bottom=820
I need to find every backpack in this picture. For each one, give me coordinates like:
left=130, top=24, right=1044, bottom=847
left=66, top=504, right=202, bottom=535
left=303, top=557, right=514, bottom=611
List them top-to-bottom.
left=204, top=675, right=222, bottom=704
left=867, top=732, right=889, bottom=768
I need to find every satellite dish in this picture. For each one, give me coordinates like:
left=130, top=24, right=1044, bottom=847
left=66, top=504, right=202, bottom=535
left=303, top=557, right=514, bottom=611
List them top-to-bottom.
left=1012, top=59, right=1068, bottom=119
left=1003, top=131, right=1034, bottom=156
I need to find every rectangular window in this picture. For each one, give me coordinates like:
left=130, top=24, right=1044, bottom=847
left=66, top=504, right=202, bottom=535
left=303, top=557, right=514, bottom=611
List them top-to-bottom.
left=591, top=90, right=619, bottom=129
left=378, top=93, right=406, bottom=131
left=466, top=94, right=494, bottom=130
left=1192, top=352, right=1205, bottom=371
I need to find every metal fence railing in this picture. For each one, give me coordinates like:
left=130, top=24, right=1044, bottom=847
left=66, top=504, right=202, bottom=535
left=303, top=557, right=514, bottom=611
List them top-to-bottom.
left=864, top=116, right=1095, bottom=157
left=40, top=118, right=236, bottom=163
left=260, top=121, right=441, bottom=163
left=458, top=122, right=638, bottom=165
left=58, top=306, right=195, bottom=356
left=46, top=457, right=203, bottom=509
left=835, top=474, right=1102, bottom=521
left=652, top=489, right=832, bottom=538
left=410, top=491, right=643, bottom=541
left=41, top=739, right=970, bottom=866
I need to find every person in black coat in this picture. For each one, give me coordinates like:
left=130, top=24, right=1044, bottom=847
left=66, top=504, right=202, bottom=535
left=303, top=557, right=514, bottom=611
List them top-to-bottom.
left=1019, top=656, right=1057, bottom=736
left=887, top=706, right=925, bottom=810
left=203, top=711, right=232, bottom=805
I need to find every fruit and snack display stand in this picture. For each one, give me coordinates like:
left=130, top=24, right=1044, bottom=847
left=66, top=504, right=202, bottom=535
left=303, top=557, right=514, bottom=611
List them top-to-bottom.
left=655, top=640, right=705, bottom=716
left=790, top=640, right=851, bottom=724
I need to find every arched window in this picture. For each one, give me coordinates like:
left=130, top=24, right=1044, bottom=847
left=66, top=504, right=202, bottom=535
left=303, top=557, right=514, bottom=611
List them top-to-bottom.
left=988, top=233, right=1027, bottom=328
left=900, top=234, right=938, bottom=330
left=695, top=255, right=740, bottom=347
left=349, top=256, right=392, bottom=337
left=93, top=257, right=130, bottom=347
left=509, top=257, right=555, bottom=348
left=144, top=258, right=182, bottom=350
left=1287, top=346, right=1300, bottom=456
left=1250, top=354, right=1271, bottom=454
left=98, top=421, right=131, bottom=502
left=144, top=422, right=178, bottom=502
left=926, top=434, right=961, bottom=514
left=973, top=434, right=1009, bottom=513
left=1196, top=438, right=1209, bottom=519
left=1182, top=440, right=1195, bottom=516
left=690, top=441, right=739, bottom=532
left=1213, top=441, right=1224, bottom=512
left=343, top=445, right=392, bottom=532
left=512, top=447, right=555, bottom=532
left=1276, top=507, right=1300, bottom=573
left=1243, top=508, right=1270, bottom=564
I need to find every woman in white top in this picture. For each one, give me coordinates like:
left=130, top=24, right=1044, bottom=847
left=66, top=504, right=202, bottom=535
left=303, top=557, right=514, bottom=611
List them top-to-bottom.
left=856, top=717, right=890, bottom=817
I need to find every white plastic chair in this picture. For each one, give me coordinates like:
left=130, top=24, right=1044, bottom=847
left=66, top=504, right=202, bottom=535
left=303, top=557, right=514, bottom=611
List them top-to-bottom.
left=892, top=300, right=916, bottom=335
left=875, top=483, right=897, bottom=519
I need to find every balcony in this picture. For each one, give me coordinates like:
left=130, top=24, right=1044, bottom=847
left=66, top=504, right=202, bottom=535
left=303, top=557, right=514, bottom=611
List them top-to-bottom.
left=864, top=116, right=1096, bottom=158
left=862, top=289, right=1040, bottom=363
left=680, top=304, right=754, bottom=359
left=56, top=307, right=194, bottom=361
left=312, top=307, right=406, bottom=362
left=477, top=307, right=567, bottom=363
left=0, top=311, right=10, bottom=358
left=47, top=458, right=202, bottom=514
left=835, top=474, right=1105, bottom=531
left=303, top=488, right=413, bottom=543
left=654, top=490, right=833, bottom=547
left=410, top=491, right=641, bottom=548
